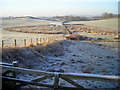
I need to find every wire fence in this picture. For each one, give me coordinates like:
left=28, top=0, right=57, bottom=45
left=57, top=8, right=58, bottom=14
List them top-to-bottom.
left=2, top=36, right=64, bottom=47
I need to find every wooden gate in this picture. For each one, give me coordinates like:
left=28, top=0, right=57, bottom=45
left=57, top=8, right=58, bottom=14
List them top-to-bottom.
left=1, top=61, right=120, bottom=89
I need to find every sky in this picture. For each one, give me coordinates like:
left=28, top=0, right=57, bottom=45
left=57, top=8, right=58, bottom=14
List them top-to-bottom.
left=0, top=0, right=119, bottom=17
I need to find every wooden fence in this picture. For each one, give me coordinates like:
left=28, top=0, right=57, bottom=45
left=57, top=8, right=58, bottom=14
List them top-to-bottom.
left=2, top=36, right=119, bottom=48
left=2, top=37, right=64, bottom=47
left=1, top=61, right=120, bottom=89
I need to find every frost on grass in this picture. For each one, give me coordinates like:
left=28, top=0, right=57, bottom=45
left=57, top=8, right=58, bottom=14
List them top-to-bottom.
left=2, top=40, right=119, bottom=89
left=2, top=40, right=65, bottom=69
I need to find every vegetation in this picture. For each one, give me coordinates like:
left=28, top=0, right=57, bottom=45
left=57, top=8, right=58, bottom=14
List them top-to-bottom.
left=101, top=12, right=114, bottom=19
left=1, top=15, right=119, bottom=89
left=53, top=16, right=88, bottom=21
left=67, top=18, right=118, bottom=31
left=2, top=40, right=65, bottom=69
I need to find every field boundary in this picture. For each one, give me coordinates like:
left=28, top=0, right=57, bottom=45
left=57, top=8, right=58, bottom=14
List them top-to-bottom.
left=2, top=35, right=120, bottom=48
left=2, top=37, right=64, bottom=47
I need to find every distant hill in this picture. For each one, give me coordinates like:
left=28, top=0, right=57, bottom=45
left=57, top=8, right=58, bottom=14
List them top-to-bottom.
left=1, top=17, right=60, bottom=28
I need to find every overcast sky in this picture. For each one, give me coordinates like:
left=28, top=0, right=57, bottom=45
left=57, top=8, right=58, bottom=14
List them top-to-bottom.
left=0, top=0, right=119, bottom=17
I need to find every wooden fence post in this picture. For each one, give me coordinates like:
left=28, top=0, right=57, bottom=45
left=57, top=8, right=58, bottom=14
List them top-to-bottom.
left=36, top=38, right=38, bottom=44
left=40, top=38, right=41, bottom=43
left=43, top=38, right=44, bottom=43
left=46, top=38, right=48, bottom=43
left=47, top=38, right=49, bottom=43
left=14, top=39, right=16, bottom=46
left=24, top=39, right=26, bottom=46
left=31, top=39, right=32, bottom=44
left=2, top=40, right=4, bottom=47
left=12, top=61, right=18, bottom=78
left=12, top=61, right=18, bottom=85
left=54, top=73, right=59, bottom=89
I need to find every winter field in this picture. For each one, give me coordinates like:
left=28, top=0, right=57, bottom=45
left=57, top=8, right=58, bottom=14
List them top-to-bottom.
left=0, top=17, right=61, bottom=28
left=1, top=17, right=120, bottom=89
left=1, top=17, right=119, bottom=47
left=1, top=18, right=63, bottom=47
left=66, top=18, right=119, bottom=31
left=2, top=40, right=119, bottom=88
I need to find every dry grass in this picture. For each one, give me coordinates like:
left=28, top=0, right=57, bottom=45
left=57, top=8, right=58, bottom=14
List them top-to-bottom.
left=67, top=18, right=118, bottom=31
left=4, top=24, right=118, bottom=36
left=3, top=25, right=64, bottom=34
left=2, top=39, right=65, bottom=69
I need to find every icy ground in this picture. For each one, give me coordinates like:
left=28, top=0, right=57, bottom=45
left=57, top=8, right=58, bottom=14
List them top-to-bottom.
left=18, top=40, right=119, bottom=89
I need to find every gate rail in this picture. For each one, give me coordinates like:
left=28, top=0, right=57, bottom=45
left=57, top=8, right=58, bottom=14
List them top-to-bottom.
left=1, top=62, right=120, bottom=89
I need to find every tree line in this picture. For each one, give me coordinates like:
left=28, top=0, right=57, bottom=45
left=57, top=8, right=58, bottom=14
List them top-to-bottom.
left=53, top=12, right=118, bottom=21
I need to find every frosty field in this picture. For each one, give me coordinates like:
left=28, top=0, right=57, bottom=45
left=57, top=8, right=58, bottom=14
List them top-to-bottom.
left=0, top=17, right=61, bottom=28
left=1, top=17, right=119, bottom=88
left=1, top=18, right=63, bottom=47
left=66, top=18, right=118, bottom=31
left=2, top=29, right=63, bottom=47
left=2, top=40, right=119, bottom=88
